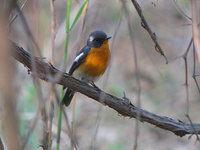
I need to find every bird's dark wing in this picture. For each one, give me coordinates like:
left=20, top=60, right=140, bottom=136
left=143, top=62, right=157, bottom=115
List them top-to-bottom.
left=62, top=46, right=90, bottom=106
left=68, top=46, right=91, bottom=75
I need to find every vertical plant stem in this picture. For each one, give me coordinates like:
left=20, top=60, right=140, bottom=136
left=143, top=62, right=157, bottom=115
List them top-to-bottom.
left=48, top=0, right=56, bottom=149
left=56, top=0, right=71, bottom=149
left=190, top=0, right=200, bottom=63
left=182, top=35, right=200, bottom=141
left=182, top=38, right=192, bottom=115
left=48, top=86, right=54, bottom=150
left=56, top=89, right=64, bottom=150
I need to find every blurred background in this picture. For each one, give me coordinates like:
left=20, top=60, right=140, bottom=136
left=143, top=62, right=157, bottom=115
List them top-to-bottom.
left=0, top=0, right=200, bottom=150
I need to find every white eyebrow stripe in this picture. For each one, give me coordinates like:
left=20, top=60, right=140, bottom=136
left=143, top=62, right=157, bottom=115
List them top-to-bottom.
left=89, top=36, right=94, bottom=42
left=74, top=52, right=84, bottom=62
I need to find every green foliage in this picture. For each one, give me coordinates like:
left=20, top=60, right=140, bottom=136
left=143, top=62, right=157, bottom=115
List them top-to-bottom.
left=63, top=0, right=71, bottom=64
left=56, top=87, right=63, bottom=150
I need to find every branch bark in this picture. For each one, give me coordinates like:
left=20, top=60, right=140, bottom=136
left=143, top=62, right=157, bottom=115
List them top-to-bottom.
left=130, top=0, right=168, bottom=64
left=11, top=42, right=200, bottom=137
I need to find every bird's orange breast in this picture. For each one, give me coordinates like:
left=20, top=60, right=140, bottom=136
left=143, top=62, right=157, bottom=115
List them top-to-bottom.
left=78, top=40, right=110, bottom=77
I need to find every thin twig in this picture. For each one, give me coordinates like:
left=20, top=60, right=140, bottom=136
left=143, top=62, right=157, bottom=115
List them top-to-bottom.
left=9, top=0, right=29, bottom=25
left=130, top=0, right=168, bottom=64
left=15, top=4, right=42, bottom=57
left=182, top=38, right=200, bottom=141
left=182, top=38, right=192, bottom=115
left=182, top=38, right=192, bottom=104
left=192, top=44, right=200, bottom=94
left=185, top=114, right=200, bottom=141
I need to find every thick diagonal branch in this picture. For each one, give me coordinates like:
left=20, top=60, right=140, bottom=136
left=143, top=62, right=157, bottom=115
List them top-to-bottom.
left=11, top=42, right=200, bottom=137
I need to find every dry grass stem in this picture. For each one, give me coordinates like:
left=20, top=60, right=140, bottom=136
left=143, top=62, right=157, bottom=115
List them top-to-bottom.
left=9, top=0, right=29, bottom=25
left=48, top=0, right=56, bottom=149
left=190, top=0, right=200, bottom=63
left=0, top=20, right=20, bottom=150
left=192, top=44, right=200, bottom=93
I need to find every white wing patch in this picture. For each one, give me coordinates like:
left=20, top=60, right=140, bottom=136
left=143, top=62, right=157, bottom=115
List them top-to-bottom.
left=74, top=52, right=84, bottom=62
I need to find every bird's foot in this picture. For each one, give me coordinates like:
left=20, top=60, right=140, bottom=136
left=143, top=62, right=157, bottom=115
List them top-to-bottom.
left=90, top=81, right=101, bottom=91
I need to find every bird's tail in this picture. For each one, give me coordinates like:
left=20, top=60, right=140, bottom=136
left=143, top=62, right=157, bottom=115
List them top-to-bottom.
left=62, top=88, right=75, bottom=106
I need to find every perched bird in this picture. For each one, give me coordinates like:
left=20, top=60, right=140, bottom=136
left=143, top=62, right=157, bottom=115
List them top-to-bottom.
left=62, top=30, right=111, bottom=106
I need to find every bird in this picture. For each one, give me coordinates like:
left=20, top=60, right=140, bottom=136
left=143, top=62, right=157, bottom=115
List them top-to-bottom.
left=62, top=30, right=111, bottom=106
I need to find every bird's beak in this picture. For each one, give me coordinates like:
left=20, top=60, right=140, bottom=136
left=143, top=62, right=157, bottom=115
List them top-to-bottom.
left=105, top=36, right=112, bottom=40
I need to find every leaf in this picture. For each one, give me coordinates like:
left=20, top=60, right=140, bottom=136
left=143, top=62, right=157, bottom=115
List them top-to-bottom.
left=69, top=0, right=88, bottom=31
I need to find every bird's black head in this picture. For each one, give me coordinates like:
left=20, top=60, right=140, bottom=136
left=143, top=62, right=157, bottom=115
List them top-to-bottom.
left=87, top=31, right=111, bottom=48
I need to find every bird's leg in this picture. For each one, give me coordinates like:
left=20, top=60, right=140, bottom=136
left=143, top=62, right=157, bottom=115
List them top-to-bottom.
left=81, top=77, right=101, bottom=91
left=81, top=77, right=89, bottom=84
left=90, top=81, right=101, bottom=91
